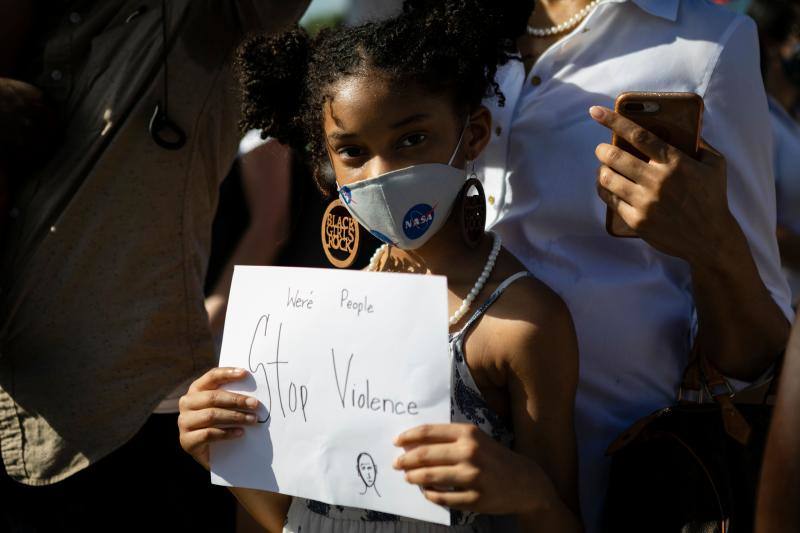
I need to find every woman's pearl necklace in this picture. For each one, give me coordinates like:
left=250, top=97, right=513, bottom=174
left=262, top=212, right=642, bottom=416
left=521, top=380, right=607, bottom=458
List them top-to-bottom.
left=527, top=0, right=600, bottom=37
left=367, top=232, right=502, bottom=326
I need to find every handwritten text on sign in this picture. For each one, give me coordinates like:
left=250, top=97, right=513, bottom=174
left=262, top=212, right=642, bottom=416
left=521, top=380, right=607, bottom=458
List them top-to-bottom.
left=210, top=266, right=451, bottom=525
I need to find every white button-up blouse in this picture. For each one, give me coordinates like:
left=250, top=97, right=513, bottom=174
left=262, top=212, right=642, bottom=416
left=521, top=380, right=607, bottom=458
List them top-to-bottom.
left=477, top=0, right=793, bottom=529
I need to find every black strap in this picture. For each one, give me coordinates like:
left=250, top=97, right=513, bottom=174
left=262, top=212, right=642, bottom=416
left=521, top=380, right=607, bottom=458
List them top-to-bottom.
left=149, top=0, right=186, bottom=150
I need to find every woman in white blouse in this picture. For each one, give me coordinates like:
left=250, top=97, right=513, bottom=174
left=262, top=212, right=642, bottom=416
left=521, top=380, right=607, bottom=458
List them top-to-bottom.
left=477, top=1, right=793, bottom=530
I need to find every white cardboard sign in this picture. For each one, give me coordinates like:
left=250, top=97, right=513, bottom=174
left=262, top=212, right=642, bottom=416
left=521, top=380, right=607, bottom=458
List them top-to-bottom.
left=210, top=266, right=451, bottom=525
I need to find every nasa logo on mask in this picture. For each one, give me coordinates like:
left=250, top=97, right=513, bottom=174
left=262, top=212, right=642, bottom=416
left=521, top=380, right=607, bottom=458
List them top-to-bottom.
left=340, top=186, right=354, bottom=205
left=402, top=204, right=435, bottom=240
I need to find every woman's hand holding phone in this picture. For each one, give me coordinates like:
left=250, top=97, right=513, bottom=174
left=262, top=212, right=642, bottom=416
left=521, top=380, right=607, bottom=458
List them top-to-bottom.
left=590, top=105, right=741, bottom=269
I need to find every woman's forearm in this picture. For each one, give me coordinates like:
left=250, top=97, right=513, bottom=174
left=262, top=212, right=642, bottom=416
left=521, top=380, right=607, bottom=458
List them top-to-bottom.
left=691, top=218, right=789, bottom=380
left=756, top=313, right=800, bottom=532
left=227, top=487, right=291, bottom=533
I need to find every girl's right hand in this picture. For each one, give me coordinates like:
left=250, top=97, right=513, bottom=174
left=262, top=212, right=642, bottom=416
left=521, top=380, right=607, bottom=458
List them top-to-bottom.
left=178, top=367, right=260, bottom=470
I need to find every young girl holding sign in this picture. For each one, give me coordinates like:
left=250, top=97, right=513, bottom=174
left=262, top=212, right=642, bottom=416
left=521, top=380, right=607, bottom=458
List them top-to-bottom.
left=178, top=1, right=582, bottom=531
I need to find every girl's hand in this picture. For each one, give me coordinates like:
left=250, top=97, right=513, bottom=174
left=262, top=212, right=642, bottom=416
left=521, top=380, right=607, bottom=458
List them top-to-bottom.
left=177, top=367, right=260, bottom=470
left=393, top=423, right=553, bottom=515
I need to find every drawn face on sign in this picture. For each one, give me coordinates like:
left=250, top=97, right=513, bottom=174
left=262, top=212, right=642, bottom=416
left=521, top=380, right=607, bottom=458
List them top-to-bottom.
left=357, top=452, right=377, bottom=487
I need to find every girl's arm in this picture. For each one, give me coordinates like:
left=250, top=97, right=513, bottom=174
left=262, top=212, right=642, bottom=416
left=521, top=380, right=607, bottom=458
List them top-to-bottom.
left=394, top=279, right=582, bottom=532
left=505, top=284, right=582, bottom=531
left=178, top=367, right=291, bottom=533
left=228, top=487, right=291, bottom=533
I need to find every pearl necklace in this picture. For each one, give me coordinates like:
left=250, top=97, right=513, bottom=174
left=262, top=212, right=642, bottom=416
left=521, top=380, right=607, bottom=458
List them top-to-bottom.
left=526, top=0, right=599, bottom=37
left=367, top=232, right=502, bottom=326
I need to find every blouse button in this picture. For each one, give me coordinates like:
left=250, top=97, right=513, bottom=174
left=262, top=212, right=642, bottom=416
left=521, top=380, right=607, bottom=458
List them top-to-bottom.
left=69, top=12, right=82, bottom=24
left=50, top=70, right=63, bottom=81
left=531, top=75, right=542, bottom=87
left=488, top=195, right=496, bottom=206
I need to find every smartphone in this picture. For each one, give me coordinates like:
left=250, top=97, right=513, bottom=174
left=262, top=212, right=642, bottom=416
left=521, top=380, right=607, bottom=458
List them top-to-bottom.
left=606, top=92, right=704, bottom=238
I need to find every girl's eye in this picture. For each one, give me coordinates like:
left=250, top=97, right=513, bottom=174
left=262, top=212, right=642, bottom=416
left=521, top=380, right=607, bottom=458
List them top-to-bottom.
left=398, top=133, right=427, bottom=148
left=337, top=146, right=365, bottom=159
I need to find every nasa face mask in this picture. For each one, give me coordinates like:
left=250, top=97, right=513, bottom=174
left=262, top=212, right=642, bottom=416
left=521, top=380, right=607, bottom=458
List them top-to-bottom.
left=337, top=121, right=468, bottom=250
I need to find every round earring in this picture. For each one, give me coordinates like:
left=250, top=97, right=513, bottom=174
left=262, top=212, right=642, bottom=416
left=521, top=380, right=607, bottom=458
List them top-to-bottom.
left=458, top=162, right=487, bottom=248
left=321, top=198, right=360, bottom=268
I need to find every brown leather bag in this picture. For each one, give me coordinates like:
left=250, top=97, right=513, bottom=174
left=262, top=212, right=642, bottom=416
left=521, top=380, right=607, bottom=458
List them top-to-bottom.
left=601, top=353, right=777, bottom=533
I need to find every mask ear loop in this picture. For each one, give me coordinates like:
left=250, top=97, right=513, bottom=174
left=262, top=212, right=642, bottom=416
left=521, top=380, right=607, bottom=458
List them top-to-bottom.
left=447, top=114, right=472, bottom=166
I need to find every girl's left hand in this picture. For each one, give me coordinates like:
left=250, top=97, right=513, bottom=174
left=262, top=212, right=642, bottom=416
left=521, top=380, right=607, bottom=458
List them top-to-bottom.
left=393, top=423, right=549, bottom=514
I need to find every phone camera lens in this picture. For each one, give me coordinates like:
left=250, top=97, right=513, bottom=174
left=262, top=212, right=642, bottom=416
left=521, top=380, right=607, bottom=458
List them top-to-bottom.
left=624, top=102, right=645, bottom=112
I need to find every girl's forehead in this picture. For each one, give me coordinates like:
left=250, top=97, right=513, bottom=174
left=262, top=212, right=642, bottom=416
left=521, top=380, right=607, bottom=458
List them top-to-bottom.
left=331, top=74, right=420, bottom=107
left=324, top=75, right=454, bottom=131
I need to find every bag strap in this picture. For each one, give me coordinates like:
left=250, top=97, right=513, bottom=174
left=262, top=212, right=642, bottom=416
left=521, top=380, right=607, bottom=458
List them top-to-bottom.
left=679, top=348, right=752, bottom=445
left=764, top=356, right=782, bottom=404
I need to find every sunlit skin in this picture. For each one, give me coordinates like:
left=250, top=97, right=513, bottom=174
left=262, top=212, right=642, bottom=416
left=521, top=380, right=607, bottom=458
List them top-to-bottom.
left=517, top=0, right=593, bottom=71
left=520, top=0, right=788, bottom=382
left=526, top=0, right=788, bottom=379
left=180, top=3, right=789, bottom=531
left=755, top=7, right=800, bottom=533
left=179, top=71, right=583, bottom=532
left=323, top=73, right=501, bottom=286
left=589, top=106, right=789, bottom=380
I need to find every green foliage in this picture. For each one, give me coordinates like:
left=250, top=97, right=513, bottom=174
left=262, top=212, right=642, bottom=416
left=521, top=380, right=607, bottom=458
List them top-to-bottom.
left=300, top=14, right=344, bottom=35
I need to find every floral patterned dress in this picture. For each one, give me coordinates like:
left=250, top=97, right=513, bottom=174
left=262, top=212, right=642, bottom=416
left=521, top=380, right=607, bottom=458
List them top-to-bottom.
left=283, top=272, right=531, bottom=533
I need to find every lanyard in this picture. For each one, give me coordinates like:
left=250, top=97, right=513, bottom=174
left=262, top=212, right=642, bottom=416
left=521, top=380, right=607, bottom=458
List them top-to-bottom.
left=148, top=0, right=186, bottom=150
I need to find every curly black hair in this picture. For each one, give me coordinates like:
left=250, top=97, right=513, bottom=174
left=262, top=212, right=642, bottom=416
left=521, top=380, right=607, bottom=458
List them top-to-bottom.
left=235, top=0, right=534, bottom=193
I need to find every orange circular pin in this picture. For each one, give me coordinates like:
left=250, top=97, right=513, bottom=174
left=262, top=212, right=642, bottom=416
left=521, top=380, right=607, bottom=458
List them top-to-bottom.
left=321, top=199, right=360, bottom=268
